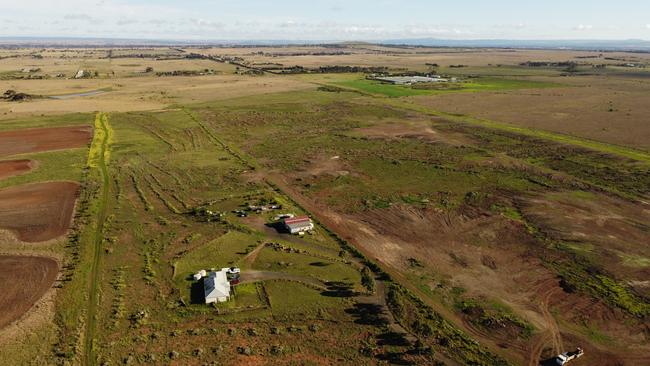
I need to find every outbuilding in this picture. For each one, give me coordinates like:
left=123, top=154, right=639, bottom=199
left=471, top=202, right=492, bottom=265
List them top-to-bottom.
left=373, top=75, right=449, bottom=85
left=283, top=215, right=314, bottom=234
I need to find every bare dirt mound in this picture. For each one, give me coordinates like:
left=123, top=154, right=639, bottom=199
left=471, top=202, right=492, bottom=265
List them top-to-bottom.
left=351, top=119, right=474, bottom=146
left=0, top=125, right=92, bottom=158
left=296, top=155, right=351, bottom=179
left=0, top=159, right=36, bottom=180
left=0, top=181, right=79, bottom=242
left=0, top=255, right=58, bottom=329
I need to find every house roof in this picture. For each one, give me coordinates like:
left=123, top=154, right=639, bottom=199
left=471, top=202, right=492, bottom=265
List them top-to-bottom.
left=284, top=215, right=311, bottom=225
left=286, top=221, right=313, bottom=230
left=204, top=270, right=230, bottom=299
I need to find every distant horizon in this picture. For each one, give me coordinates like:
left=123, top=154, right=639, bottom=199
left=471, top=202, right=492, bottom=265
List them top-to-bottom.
left=1, top=36, right=650, bottom=52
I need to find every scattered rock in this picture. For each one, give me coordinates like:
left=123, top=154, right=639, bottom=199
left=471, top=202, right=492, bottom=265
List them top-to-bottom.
left=3, top=90, right=33, bottom=102
left=237, top=346, right=253, bottom=356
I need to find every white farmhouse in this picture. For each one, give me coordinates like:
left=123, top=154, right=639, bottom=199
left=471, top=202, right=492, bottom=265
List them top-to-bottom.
left=204, top=269, right=231, bottom=303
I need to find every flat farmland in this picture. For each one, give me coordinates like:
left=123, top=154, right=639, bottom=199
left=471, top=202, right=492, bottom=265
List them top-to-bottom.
left=0, top=44, right=648, bottom=366
left=205, top=45, right=650, bottom=75
left=0, top=74, right=313, bottom=119
left=411, top=75, right=650, bottom=150
left=196, top=88, right=649, bottom=365
left=0, top=125, right=92, bottom=157
left=0, top=159, right=35, bottom=180
left=0, top=181, right=79, bottom=242
left=0, top=255, right=58, bottom=329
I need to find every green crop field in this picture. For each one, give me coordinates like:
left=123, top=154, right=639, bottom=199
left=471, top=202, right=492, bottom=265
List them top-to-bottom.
left=332, top=76, right=559, bottom=97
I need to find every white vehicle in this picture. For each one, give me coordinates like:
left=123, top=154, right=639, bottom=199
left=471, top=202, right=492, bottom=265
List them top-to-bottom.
left=554, top=348, right=584, bottom=365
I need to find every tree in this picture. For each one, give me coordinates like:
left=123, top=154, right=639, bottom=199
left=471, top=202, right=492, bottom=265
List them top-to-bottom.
left=565, top=62, right=578, bottom=73
left=361, top=267, right=376, bottom=294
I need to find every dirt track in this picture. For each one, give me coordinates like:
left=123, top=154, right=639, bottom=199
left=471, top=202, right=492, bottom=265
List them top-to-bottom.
left=0, top=125, right=92, bottom=158
left=0, top=159, right=35, bottom=180
left=0, top=181, right=79, bottom=242
left=0, top=255, right=58, bottom=329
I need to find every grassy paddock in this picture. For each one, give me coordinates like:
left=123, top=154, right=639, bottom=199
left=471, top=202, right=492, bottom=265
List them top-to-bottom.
left=332, top=76, right=558, bottom=98
left=386, top=99, right=650, bottom=165
left=0, top=113, right=93, bottom=131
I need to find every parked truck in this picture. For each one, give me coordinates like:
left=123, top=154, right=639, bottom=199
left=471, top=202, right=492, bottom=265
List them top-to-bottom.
left=554, top=348, right=584, bottom=365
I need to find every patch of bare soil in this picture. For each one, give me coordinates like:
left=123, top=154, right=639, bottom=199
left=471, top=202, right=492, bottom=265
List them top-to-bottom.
left=351, top=118, right=474, bottom=146
left=0, top=125, right=92, bottom=158
left=294, top=154, right=351, bottom=179
left=0, top=159, right=36, bottom=180
left=0, top=181, right=79, bottom=242
left=519, top=191, right=650, bottom=296
left=354, top=204, right=648, bottom=361
left=0, top=255, right=58, bottom=329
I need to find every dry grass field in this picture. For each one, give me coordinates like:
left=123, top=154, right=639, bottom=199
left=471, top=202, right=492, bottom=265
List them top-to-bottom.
left=0, top=43, right=648, bottom=366
left=412, top=75, right=650, bottom=150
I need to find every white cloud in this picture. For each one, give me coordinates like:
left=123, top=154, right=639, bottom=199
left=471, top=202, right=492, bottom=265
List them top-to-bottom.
left=63, top=14, right=94, bottom=21
left=116, top=18, right=138, bottom=26
left=190, top=19, right=224, bottom=30
left=574, top=24, right=593, bottom=31
left=646, top=24, right=650, bottom=29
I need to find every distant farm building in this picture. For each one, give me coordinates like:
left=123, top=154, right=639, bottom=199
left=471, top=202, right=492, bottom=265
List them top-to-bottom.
left=75, top=70, right=85, bottom=79
left=372, top=75, right=453, bottom=85
left=283, top=215, right=314, bottom=234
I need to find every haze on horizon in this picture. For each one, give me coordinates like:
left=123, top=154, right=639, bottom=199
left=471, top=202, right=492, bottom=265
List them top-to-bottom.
left=1, top=0, right=649, bottom=41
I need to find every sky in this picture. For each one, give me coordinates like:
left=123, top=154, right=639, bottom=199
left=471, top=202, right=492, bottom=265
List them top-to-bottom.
left=0, top=0, right=649, bottom=41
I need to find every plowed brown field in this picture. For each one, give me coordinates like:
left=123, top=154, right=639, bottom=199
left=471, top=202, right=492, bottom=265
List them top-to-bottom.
left=0, top=125, right=92, bottom=158
left=0, top=159, right=35, bottom=180
left=0, top=181, right=79, bottom=242
left=0, top=255, right=58, bottom=329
